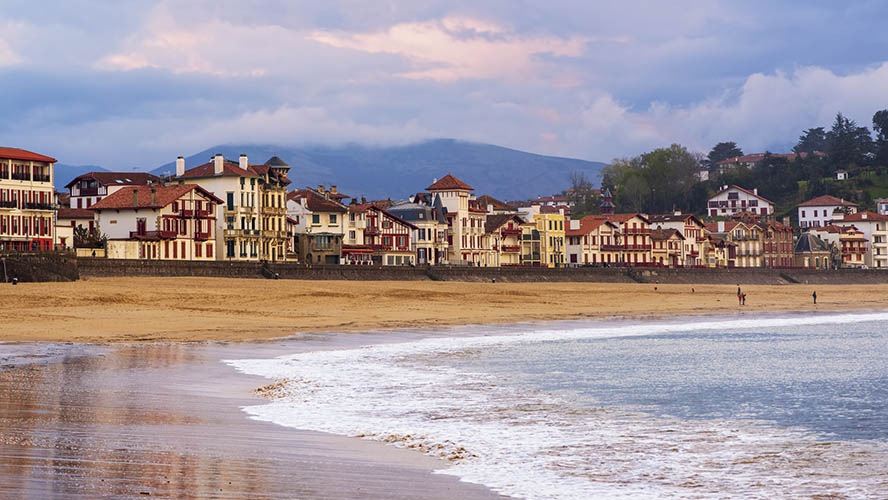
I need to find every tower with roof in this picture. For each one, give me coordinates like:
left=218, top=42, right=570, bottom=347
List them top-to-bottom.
left=600, top=188, right=615, bottom=215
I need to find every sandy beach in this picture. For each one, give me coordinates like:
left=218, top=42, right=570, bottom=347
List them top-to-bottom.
left=1, top=277, right=887, bottom=343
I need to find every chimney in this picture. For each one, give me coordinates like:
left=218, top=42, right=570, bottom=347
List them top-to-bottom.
left=214, top=154, right=224, bottom=175
left=239, top=154, right=248, bottom=170
left=176, top=156, right=185, bottom=177
left=432, top=177, right=438, bottom=184
left=317, top=185, right=325, bottom=194
left=331, top=185, right=337, bottom=194
left=132, top=188, right=139, bottom=206
left=150, top=188, right=156, bottom=206
left=753, top=188, right=758, bottom=195
left=361, top=196, right=367, bottom=204
left=673, top=209, right=682, bottom=216
left=862, top=213, right=868, bottom=220
left=717, top=221, right=725, bottom=232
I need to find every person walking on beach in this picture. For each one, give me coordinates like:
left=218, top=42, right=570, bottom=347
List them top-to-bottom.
left=813, top=291, right=817, bottom=305
left=742, top=293, right=746, bottom=306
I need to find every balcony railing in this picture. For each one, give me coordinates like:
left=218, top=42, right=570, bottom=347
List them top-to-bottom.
left=10, top=173, right=30, bottom=181
left=0, top=201, right=16, bottom=209
left=24, top=202, right=54, bottom=211
left=180, top=209, right=194, bottom=217
left=194, top=209, right=210, bottom=218
left=364, top=227, right=379, bottom=235
left=623, top=227, right=651, bottom=235
left=501, top=228, right=522, bottom=236
left=130, top=230, right=177, bottom=239
left=194, top=231, right=211, bottom=241
left=600, top=244, right=622, bottom=251
left=501, top=245, right=520, bottom=252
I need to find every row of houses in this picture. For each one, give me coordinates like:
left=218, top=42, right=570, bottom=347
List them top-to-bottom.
left=4, top=147, right=888, bottom=270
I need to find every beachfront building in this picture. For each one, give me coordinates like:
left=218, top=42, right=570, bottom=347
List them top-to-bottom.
left=0, top=147, right=56, bottom=252
left=173, top=154, right=261, bottom=261
left=252, top=157, right=291, bottom=262
left=64, top=172, right=160, bottom=210
left=426, top=174, right=489, bottom=266
left=91, top=184, right=222, bottom=260
left=706, top=185, right=775, bottom=217
left=288, top=187, right=349, bottom=265
left=797, top=195, right=858, bottom=229
left=387, top=198, right=449, bottom=265
left=342, top=201, right=372, bottom=264
left=361, top=204, right=417, bottom=265
left=517, top=204, right=566, bottom=268
left=56, top=207, right=95, bottom=249
left=830, top=211, right=888, bottom=269
left=648, top=212, right=706, bottom=267
left=484, top=213, right=526, bottom=266
left=608, top=213, right=653, bottom=266
left=565, top=216, right=620, bottom=266
left=760, top=220, right=794, bottom=268
left=720, top=221, right=763, bottom=267
left=520, top=223, right=543, bottom=267
left=838, top=226, right=867, bottom=268
left=650, top=228, right=685, bottom=268
left=793, top=232, right=832, bottom=269
left=704, top=234, right=737, bottom=268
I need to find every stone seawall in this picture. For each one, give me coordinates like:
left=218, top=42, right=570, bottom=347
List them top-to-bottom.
left=1, top=253, right=80, bottom=282
left=71, top=259, right=888, bottom=285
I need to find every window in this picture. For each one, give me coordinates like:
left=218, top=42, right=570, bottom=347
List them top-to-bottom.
left=312, top=214, right=320, bottom=224
left=329, top=214, right=337, bottom=224
left=349, top=230, right=355, bottom=239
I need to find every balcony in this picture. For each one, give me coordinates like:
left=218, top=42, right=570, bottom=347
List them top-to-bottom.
left=10, top=173, right=31, bottom=181
left=32, top=174, right=51, bottom=183
left=0, top=201, right=16, bottom=209
left=24, top=202, right=54, bottom=211
left=262, top=206, right=287, bottom=215
left=180, top=209, right=194, bottom=217
left=194, top=209, right=210, bottom=218
left=364, top=227, right=379, bottom=235
left=623, top=227, right=651, bottom=235
left=501, top=228, right=522, bottom=236
left=130, top=230, right=177, bottom=239
left=194, top=231, right=211, bottom=241
left=601, top=244, right=623, bottom=251
left=501, top=245, right=520, bottom=252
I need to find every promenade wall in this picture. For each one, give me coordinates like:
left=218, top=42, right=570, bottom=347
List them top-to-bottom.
left=1, top=253, right=80, bottom=283
left=70, top=259, right=888, bottom=285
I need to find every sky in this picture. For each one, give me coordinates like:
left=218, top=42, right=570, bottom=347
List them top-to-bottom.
left=2, top=0, right=888, bottom=168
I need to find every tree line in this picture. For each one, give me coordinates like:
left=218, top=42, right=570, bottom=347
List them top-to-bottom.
left=571, top=109, right=888, bottom=217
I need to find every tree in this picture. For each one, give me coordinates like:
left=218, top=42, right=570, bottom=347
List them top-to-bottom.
left=873, top=109, right=888, bottom=165
left=825, top=112, right=873, bottom=169
left=793, top=127, right=827, bottom=154
left=705, top=142, right=743, bottom=170
left=601, top=144, right=702, bottom=214
left=567, top=171, right=599, bottom=216
left=74, top=226, right=107, bottom=249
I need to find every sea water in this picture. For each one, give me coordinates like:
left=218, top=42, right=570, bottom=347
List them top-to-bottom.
left=226, top=312, right=888, bottom=499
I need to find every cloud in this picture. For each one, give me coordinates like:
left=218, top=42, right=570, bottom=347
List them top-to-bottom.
left=309, top=16, right=589, bottom=81
left=0, top=38, right=18, bottom=66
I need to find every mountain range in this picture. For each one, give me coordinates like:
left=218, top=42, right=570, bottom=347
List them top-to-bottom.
left=57, top=139, right=606, bottom=201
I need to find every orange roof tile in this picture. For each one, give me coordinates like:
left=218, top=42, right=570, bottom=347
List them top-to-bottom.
left=0, top=147, right=57, bottom=163
left=426, top=174, right=473, bottom=191
left=90, top=185, right=222, bottom=210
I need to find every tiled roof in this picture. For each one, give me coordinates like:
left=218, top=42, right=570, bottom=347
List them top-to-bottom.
left=0, top=147, right=57, bottom=163
left=265, top=156, right=289, bottom=167
left=175, top=159, right=259, bottom=179
left=64, top=171, right=161, bottom=189
left=426, top=174, right=473, bottom=191
left=90, top=184, right=222, bottom=210
left=288, top=189, right=348, bottom=213
left=477, top=194, right=514, bottom=211
left=798, top=195, right=859, bottom=207
left=57, top=207, right=95, bottom=219
left=834, top=211, right=888, bottom=222
left=584, top=213, right=650, bottom=225
left=648, top=213, right=705, bottom=227
left=484, top=214, right=524, bottom=233
left=565, top=216, right=614, bottom=236
left=704, top=221, right=741, bottom=233
left=650, top=228, right=684, bottom=240
left=795, top=233, right=831, bottom=253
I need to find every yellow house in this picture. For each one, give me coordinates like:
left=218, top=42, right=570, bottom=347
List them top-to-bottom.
left=518, top=205, right=566, bottom=268
left=650, top=228, right=685, bottom=267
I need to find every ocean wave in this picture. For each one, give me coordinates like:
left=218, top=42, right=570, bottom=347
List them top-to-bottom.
left=225, top=312, right=888, bottom=499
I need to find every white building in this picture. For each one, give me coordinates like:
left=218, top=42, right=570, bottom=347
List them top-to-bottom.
left=0, top=147, right=56, bottom=252
left=64, top=172, right=160, bottom=209
left=91, top=184, right=222, bottom=260
left=706, top=185, right=774, bottom=217
left=797, top=195, right=858, bottom=229
left=875, top=198, right=888, bottom=216
left=830, top=211, right=888, bottom=269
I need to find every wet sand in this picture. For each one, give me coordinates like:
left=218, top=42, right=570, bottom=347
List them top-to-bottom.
left=3, top=277, right=888, bottom=342
left=0, top=336, right=505, bottom=499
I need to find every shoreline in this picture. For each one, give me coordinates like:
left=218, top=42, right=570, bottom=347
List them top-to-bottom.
left=3, top=277, right=888, bottom=343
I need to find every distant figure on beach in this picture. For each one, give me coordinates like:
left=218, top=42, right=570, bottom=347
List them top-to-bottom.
left=691, top=288, right=695, bottom=294
left=738, top=290, right=742, bottom=305
left=813, top=291, right=817, bottom=305
left=742, top=293, right=746, bottom=306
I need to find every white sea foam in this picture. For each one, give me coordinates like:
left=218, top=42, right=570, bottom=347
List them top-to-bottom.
left=226, top=312, right=888, bottom=499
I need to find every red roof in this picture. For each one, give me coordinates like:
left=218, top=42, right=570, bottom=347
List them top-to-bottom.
left=0, top=147, right=57, bottom=163
left=176, top=159, right=259, bottom=179
left=64, top=171, right=161, bottom=189
left=426, top=174, right=473, bottom=191
left=90, top=184, right=222, bottom=210
left=288, top=189, right=348, bottom=213
left=477, top=194, right=513, bottom=211
left=798, top=195, right=859, bottom=208
left=57, top=207, right=95, bottom=219
left=834, top=211, right=888, bottom=223
left=582, top=213, right=650, bottom=225
left=565, top=216, right=614, bottom=236
left=704, top=221, right=741, bottom=233
left=650, top=228, right=685, bottom=241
